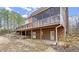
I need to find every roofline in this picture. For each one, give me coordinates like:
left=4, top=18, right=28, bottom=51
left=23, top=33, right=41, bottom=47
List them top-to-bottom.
left=27, top=7, right=50, bottom=18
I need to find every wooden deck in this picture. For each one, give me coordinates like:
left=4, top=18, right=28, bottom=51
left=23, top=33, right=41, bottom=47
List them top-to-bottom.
left=16, top=14, right=60, bottom=31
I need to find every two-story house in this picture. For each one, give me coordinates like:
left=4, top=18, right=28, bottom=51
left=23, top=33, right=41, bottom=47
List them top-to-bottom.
left=16, top=7, right=68, bottom=44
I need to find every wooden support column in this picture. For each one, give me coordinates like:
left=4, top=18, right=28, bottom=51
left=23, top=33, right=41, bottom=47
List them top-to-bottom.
left=55, top=27, right=58, bottom=45
left=40, top=28, right=43, bottom=40
left=20, top=30, right=22, bottom=39
left=25, top=30, right=26, bottom=37
left=31, top=30, right=33, bottom=39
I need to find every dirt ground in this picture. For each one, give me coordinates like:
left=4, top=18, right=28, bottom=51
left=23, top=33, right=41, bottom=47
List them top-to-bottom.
left=0, top=33, right=79, bottom=52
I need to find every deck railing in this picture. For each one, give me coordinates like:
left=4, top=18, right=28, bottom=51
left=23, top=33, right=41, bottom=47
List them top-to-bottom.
left=16, top=14, right=60, bottom=31
left=32, top=14, right=60, bottom=28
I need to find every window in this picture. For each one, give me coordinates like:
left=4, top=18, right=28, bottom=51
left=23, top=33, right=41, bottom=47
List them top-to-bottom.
left=33, top=7, right=60, bottom=20
left=50, top=7, right=60, bottom=16
left=42, top=9, right=50, bottom=18
left=36, top=14, right=42, bottom=20
left=32, top=32, right=36, bottom=39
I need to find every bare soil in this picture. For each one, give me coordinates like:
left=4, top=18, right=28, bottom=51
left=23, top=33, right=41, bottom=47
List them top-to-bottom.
left=0, top=33, right=79, bottom=52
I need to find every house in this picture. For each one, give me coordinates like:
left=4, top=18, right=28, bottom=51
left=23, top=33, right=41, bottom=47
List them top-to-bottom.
left=16, top=7, right=69, bottom=44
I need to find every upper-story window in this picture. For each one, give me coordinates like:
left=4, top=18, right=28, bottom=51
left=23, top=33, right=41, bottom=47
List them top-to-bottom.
left=33, top=7, right=60, bottom=20
left=49, top=7, right=60, bottom=16
left=42, top=9, right=50, bottom=18
left=36, top=13, right=42, bottom=20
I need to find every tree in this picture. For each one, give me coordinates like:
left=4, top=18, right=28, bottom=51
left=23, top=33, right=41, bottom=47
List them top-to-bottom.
left=0, top=8, right=25, bottom=33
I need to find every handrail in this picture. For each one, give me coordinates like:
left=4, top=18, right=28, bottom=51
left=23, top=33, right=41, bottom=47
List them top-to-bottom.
left=16, top=14, right=60, bottom=30
left=32, top=14, right=60, bottom=27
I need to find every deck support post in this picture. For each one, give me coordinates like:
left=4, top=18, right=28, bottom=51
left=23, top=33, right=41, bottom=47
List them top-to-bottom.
left=55, top=27, right=58, bottom=45
left=40, top=28, right=43, bottom=40
left=20, top=30, right=22, bottom=39
left=25, top=30, right=26, bottom=37
left=31, top=30, right=32, bottom=39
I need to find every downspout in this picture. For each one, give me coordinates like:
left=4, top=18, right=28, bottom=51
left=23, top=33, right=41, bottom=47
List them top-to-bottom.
left=55, top=24, right=62, bottom=45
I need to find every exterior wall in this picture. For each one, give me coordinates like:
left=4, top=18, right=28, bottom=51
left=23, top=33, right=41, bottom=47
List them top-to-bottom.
left=60, top=7, right=68, bottom=35
left=28, top=17, right=33, bottom=28
left=31, top=26, right=64, bottom=40
left=57, top=26, right=65, bottom=41
left=31, top=27, right=56, bottom=40
left=42, top=28, right=55, bottom=40
left=32, top=29, right=40, bottom=39
left=42, top=29, right=50, bottom=40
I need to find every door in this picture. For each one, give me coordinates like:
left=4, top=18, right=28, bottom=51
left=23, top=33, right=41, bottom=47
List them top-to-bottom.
left=50, top=31, right=55, bottom=40
left=32, top=32, right=36, bottom=39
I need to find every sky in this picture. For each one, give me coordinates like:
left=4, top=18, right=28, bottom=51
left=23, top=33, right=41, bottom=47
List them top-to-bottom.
left=0, top=7, right=79, bottom=18
left=0, top=7, right=38, bottom=18
left=68, top=7, right=79, bottom=16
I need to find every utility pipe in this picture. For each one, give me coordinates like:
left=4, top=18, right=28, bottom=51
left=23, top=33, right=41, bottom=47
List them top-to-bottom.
left=55, top=24, right=62, bottom=45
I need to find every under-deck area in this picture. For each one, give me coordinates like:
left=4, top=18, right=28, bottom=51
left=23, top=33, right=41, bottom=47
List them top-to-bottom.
left=17, top=24, right=65, bottom=41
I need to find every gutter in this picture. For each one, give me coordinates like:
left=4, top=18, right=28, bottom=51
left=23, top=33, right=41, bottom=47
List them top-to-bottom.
left=55, top=24, right=62, bottom=45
